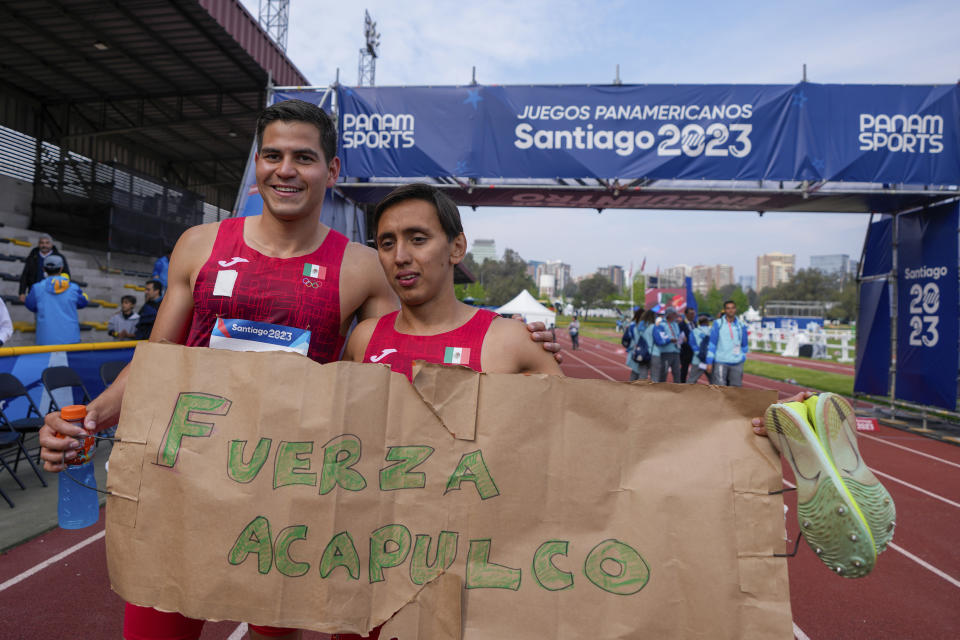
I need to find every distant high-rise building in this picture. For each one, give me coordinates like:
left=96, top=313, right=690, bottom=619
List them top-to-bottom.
left=471, top=239, right=497, bottom=263
left=756, top=252, right=795, bottom=291
left=810, top=254, right=850, bottom=277
left=526, top=260, right=544, bottom=279
left=540, top=260, right=571, bottom=295
left=848, top=260, right=859, bottom=279
left=690, top=264, right=735, bottom=295
left=598, top=265, right=625, bottom=290
left=661, top=265, right=690, bottom=288
left=538, top=273, right=556, bottom=297
left=738, top=275, right=755, bottom=292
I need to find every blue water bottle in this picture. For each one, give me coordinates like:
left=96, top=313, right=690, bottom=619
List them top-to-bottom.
left=56, top=404, right=100, bottom=529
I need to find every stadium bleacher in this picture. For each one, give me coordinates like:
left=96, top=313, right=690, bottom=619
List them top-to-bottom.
left=0, top=211, right=158, bottom=347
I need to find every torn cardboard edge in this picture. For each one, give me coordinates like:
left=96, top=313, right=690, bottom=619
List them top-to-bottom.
left=412, top=361, right=480, bottom=441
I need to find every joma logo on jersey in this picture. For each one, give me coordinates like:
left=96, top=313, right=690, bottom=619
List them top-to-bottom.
left=858, top=113, right=944, bottom=153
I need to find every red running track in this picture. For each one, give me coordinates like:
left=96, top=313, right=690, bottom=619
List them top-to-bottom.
left=1, top=334, right=957, bottom=639
left=559, top=334, right=960, bottom=639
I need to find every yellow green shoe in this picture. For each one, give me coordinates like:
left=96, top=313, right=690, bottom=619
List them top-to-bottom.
left=808, top=393, right=896, bottom=554
left=765, top=400, right=876, bottom=577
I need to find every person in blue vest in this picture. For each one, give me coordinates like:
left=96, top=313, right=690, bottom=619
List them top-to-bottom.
left=152, top=252, right=170, bottom=290
left=24, top=255, right=88, bottom=345
left=706, top=299, right=749, bottom=386
left=651, top=306, right=683, bottom=382
left=626, top=308, right=655, bottom=381
left=686, top=315, right=713, bottom=384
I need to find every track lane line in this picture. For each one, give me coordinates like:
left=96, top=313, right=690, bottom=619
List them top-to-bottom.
left=561, top=349, right=617, bottom=381
left=859, top=433, right=960, bottom=469
left=869, top=468, right=960, bottom=509
left=781, top=479, right=959, bottom=587
left=0, top=529, right=105, bottom=593
left=887, top=542, right=960, bottom=589
left=793, top=622, right=812, bottom=640
left=228, top=623, right=249, bottom=639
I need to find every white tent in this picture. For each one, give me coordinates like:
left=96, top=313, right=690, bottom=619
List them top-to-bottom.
left=495, top=290, right=557, bottom=327
left=743, top=306, right=762, bottom=322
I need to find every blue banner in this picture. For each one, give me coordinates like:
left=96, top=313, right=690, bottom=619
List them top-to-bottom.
left=337, top=83, right=959, bottom=185
left=895, top=201, right=959, bottom=409
left=860, top=216, right=894, bottom=277
left=854, top=280, right=890, bottom=397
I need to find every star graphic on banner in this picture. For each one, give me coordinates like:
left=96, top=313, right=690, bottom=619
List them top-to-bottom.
left=342, top=87, right=355, bottom=97
left=463, top=89, right=483, bottom=110
left=791, top=91, right=808, bottom=108
left=811, top=158, right=825, bottom=171
left=454, top=159, right=470, bottom=175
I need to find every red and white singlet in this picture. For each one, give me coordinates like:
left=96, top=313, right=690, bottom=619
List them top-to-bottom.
left=185, top=216, right=348, bottom=363
left=362, top=309, right=498, bottom=381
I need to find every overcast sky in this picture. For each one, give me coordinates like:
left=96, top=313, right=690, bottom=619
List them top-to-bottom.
left=240, top=0, right=959, bottom=279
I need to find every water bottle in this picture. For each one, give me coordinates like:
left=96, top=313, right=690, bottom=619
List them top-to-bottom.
left=56, top=404, right=99, bottom=529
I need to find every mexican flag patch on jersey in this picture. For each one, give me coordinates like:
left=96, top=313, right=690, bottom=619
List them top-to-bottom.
left=302, top=263, right=326, bottom=279
left=443, top=346, right=471, bottom=365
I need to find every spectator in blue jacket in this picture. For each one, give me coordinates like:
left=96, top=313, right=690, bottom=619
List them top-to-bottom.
left=152, top=252, right=170, bottom=290
left=24, top=255, right=88, bottom=345
left=706, top=299, right=749, bottom=386
left=651, top=306, right=683, bottom=382
left=625, top=308, right=655, bottom=381
left=686, top=315, right=713, bottom=384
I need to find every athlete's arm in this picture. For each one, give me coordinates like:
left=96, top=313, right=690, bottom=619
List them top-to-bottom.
left=38, top=224, right=218, bottom=471
left=481, top=317, right=563, bottom=375
left=343, top=318, right=378, bottom=363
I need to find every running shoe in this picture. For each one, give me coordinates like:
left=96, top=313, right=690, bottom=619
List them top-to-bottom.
left=808, top=393, right=896, bottom=554
left=765, top=400, right=876, bottom=578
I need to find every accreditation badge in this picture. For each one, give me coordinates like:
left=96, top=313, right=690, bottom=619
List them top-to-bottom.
left=209, top=318, right=311, bottom=356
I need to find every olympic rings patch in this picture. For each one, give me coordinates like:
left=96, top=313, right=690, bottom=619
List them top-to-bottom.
left=302, top=278, right=321, bottom=288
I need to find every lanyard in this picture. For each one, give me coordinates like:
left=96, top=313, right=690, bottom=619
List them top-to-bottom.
left=727, top=319, right=738, bottom=342
left=668, top=322, right=676, bottom=340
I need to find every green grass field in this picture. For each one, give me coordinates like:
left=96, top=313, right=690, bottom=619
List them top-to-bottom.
left=556, top=315, right=623, bottom=345
left=743, top=359, right=854, bottom=396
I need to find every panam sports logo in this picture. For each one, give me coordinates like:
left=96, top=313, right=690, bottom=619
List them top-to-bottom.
left=341, top=113, right=415, bottom=149
left=858, top=113, right=944, bottom=153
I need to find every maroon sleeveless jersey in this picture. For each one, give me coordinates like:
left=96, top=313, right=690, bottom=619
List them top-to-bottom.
left=185, top=217, right=348, bottom=363
left=362, top=309, right=498, bottom=381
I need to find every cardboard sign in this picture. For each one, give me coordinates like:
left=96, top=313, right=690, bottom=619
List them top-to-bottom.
left=106, top=342, right=792, bottom=639
left=855, top=417, right=878, bottom=432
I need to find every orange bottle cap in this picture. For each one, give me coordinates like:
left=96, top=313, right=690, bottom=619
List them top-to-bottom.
left=60, top=405, right=87, bottom=421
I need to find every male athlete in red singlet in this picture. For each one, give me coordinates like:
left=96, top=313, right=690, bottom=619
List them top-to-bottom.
left=39, top=101, right=559, bottom=640
left=344, top=183, right=561, bottom=382
left=340, top=184, right=560, bottom=640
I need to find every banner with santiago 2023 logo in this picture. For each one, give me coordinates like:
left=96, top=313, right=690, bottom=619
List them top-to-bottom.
left=337, top=83, right=959, bottom=185
left=896, top=201, right=959, bottom=410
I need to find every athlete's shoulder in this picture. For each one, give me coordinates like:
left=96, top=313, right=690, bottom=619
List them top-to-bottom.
left=176, top=221, right=221, bottom=252
left=342, top=240, right=378, bottom=264
left=483, top=316, right=562, bottom=375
